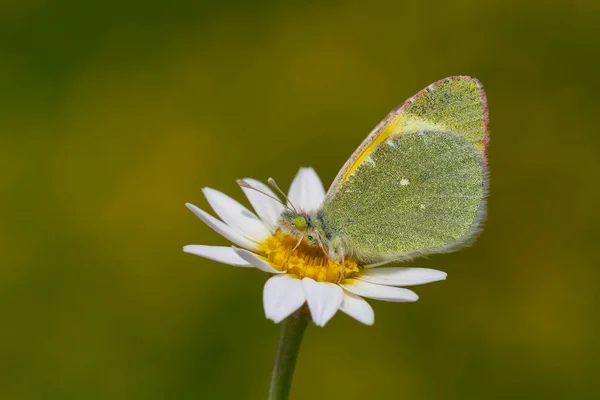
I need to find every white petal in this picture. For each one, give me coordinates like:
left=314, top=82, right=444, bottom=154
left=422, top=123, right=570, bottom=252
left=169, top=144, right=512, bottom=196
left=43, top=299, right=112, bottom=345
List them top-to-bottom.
left=287, top=167, right=325, bottom=212
left=239, top=178, right=284, bottom=231
left=202, top=188, right=271, bottom=242
left=185, top=203, right=260, bottom=251
left=183, top=245, right=252, bottom=267
left=232, top=247, right=285, bottom=274
left=363, top=260, right=391, bottom=268
left=358, top=267, right=447, bottom=286
left=263, top=275, right=306, bottom=323
left=302, top=278, right=343, bottom=327
left=341, top=279, right=419, bottom=302
left=340, top=291, right=374, bottom=325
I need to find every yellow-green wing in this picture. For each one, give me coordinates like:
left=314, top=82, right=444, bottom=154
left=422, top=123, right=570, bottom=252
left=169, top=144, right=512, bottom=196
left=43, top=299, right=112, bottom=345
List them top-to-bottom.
left=322, top=76, right=489, bottom=263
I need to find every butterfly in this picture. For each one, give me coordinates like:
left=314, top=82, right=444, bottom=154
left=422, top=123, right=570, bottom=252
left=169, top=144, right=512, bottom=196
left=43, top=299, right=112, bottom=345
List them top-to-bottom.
left=253, top=76, right=489, bottom=266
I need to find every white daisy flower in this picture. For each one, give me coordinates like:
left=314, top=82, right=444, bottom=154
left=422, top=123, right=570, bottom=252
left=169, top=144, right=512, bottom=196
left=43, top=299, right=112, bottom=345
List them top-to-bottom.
left=184, top=167, right=447, bottom=327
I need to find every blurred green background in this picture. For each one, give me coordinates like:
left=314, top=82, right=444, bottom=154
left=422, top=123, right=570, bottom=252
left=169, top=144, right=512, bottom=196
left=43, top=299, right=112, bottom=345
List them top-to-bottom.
left=2, top=0, right=599, bottom=399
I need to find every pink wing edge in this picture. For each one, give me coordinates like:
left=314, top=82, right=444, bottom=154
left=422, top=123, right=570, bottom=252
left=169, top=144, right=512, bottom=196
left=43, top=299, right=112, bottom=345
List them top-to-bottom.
left=324, top=75, right=490, bottom=199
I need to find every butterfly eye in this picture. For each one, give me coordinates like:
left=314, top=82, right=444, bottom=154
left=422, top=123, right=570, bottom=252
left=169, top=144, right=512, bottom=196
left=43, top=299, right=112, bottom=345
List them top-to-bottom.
left=293, top=216, right=308, bottom=230
left=306, top=235, right=314, bottom=241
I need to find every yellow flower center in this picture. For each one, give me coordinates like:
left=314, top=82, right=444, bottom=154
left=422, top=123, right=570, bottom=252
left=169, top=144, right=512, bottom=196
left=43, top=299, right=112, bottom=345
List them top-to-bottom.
left=261, top=230, right=361, bottom=282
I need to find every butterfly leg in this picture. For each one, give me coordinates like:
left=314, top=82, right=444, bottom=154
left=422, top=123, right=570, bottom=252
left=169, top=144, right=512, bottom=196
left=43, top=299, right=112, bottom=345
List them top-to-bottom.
left=284, top=236, right=303, bottom=268
left=338, top=253, right=346, bottom=284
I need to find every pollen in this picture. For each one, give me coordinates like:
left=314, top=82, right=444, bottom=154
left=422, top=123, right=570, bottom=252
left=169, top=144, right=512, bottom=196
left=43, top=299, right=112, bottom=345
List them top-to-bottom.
left=261, top=231, right=361, bottom=282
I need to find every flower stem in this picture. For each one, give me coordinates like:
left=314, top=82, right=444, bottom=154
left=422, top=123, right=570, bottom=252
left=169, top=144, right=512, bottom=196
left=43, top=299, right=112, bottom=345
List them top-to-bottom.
left=268, top=307, right=310, bottom=400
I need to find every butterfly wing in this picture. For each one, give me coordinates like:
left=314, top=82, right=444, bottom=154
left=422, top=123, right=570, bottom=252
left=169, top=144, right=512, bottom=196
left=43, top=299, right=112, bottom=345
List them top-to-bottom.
left=321, top=76, right=489, bottom=264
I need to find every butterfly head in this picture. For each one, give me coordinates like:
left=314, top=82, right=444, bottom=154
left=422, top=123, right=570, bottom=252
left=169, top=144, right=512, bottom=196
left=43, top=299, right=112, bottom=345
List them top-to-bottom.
left=278, top=209, right=322, bottom=244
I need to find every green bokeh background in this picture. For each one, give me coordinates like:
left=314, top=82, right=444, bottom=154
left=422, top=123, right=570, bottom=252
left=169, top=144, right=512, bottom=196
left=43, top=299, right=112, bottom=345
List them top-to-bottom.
left=2, top=1, right=599, bottom=399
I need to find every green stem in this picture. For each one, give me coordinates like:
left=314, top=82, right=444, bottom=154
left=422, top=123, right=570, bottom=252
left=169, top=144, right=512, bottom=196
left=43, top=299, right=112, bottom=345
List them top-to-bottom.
left=268, top=307, right=310, bottom=400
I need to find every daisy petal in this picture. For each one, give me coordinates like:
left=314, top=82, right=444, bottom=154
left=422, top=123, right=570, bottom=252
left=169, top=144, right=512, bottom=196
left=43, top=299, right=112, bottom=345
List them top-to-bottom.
left=288, top=167, right=325, bottom=212
left=238, top=178, right=284, bottom=231
left=202, top=188, right=271, bottom=242
left=185, top=203, right=260, bottom=251
left=183, top=245, right=252, bottom=267
left=232, top=247, right=285, bottom=274
left=363, top=260, right=391, bottom=268
left=358, top=267, right=447, bottom=287
left=263, top=275, right=306, bottom=323
left=302, top=278, right=343, bottom=327
left=341, top=279, right=419, bottom=302
left=340, top=291, right=374, bottom=325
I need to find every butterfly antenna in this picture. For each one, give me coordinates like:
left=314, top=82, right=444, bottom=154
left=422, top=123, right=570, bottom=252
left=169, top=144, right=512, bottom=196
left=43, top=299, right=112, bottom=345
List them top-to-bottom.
left=268, top=178, right=297, bottom=212
left=236, top=179, right=285, bottom=205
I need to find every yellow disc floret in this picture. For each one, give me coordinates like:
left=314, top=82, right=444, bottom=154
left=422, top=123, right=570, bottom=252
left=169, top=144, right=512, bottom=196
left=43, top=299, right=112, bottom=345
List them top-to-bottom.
left=261, top=230, right=360, bottom=282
